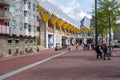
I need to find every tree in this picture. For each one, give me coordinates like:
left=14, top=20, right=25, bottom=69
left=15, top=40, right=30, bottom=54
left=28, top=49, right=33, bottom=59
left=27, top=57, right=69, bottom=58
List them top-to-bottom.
left=92, top=0, right=120, bottom=42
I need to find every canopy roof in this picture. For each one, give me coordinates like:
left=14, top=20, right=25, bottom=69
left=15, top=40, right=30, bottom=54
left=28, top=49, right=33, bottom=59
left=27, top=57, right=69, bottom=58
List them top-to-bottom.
left=38, top=0, right=80, bottom=29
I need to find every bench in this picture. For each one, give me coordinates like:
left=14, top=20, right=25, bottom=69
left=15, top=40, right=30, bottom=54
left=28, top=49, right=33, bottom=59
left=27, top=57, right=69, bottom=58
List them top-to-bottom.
left=55, top=45, right=68, bottom=51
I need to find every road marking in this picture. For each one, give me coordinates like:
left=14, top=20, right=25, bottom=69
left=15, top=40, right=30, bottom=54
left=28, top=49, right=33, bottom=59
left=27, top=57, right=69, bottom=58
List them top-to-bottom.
left=0, top=51, right=69, bottom=80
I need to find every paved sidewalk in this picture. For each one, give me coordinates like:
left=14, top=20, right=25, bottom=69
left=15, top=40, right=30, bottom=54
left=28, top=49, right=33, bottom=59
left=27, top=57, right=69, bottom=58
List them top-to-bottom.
left=0, top=46, right=120, bottom=80
left=0, top=46, right=76, bottom=75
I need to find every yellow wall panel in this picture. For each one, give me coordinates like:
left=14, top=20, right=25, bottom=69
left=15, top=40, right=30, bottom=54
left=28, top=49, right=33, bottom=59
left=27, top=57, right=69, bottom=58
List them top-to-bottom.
left=38, top=6, right=46, bottom=12
left=42, top=14, right=51, bottom=22
left=51, top=18, right=58, bottom=25
left=57, top=21, right=64, bottom=27
left=63, top=23, right=69, bottom=28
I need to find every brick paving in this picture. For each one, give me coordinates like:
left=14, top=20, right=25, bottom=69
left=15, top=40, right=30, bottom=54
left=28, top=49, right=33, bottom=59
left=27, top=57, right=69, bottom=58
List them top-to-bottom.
left=0, top=46, right=120, bottom=80
left=0, top=46, right=75, bottom=75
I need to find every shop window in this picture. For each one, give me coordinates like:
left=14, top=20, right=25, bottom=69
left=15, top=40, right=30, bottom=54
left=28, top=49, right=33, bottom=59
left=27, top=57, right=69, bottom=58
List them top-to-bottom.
left=24, top=39, right=28, bottom=47
left=8, top=40, right=12, bottom=49
left=15, top=40, right=19, bottom=48
left=30, top=40, right=33, bottom=47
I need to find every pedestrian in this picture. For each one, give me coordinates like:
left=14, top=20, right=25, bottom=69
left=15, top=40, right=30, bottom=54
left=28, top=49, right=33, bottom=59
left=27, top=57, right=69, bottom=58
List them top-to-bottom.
left=91, top=43, right=94, bottom=50
left=101, top=43, right=110, bottom=60
left=76, top=44, right=78, bottom=49
left=95, top=44, right=102, bottom=59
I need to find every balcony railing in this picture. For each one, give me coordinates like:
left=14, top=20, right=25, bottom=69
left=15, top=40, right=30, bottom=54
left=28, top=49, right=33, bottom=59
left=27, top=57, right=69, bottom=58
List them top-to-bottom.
left=0, top=10, right=10, bottom=20
left=0, top=25, right=10, bottom=34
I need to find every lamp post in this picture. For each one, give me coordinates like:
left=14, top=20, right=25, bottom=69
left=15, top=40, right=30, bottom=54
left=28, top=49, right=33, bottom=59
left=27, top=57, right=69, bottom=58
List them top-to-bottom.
left=95, top=0, right=98, bottom=48
left=108, top=7, right=111, bottom=56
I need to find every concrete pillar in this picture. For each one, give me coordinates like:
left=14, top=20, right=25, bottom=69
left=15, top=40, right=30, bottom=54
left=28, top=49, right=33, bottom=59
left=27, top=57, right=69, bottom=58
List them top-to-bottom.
left=45, top=22, right=48, bottom=49
left=53, top=25, right=56, bottom=48
left=60, top=27, right=62, bottom=46
left=83, top=32, right=87, bottom=44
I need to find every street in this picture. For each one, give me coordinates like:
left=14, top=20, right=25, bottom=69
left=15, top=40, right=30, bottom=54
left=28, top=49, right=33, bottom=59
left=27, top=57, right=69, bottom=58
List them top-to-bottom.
left=0, top=46, right=120, bottom=80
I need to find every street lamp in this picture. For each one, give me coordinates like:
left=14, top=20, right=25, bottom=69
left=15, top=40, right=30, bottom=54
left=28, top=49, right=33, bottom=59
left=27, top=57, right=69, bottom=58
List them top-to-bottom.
left=95, top=0, right=98, bottom=48
left=108, top=7, right=112, bottom=56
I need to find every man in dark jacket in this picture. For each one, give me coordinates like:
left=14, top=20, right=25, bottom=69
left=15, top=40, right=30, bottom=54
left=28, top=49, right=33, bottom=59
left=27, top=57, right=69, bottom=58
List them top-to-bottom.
left=101, top=43, right=110, bottom=60
left=95, top=44, right=102, bottom=59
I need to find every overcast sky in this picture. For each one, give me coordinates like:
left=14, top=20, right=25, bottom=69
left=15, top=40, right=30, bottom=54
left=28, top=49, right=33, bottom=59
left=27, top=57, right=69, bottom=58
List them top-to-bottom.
left=46, top=0, right=94, bottom=21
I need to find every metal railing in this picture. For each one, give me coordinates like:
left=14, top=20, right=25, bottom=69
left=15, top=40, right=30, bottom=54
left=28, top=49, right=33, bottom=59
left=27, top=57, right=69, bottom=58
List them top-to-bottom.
left=0, top=25, right=10, bottom=34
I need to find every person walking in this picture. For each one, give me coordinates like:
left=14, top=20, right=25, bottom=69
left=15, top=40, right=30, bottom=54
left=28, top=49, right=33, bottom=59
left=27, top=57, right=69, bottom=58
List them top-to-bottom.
left=91, top=42, right=95, bottom=50
left=101, top=43, right=110, bottom=60
left=76, top=44, right=79, bottom=50
left=95, top=44, right=102, bottom=59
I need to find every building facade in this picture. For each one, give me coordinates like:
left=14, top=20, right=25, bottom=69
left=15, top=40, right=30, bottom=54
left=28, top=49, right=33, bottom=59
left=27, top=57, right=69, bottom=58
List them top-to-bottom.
left=0, top=0, right=94, bottom=58
left=0, top=0, right=39, bottom=57
left=76, top=17, right=94, bottom=44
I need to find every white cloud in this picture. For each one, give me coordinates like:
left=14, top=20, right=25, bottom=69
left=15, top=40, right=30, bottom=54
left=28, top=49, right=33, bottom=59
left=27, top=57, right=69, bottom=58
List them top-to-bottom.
left=47, top=0, right=92, bottom=21
left=86, top=0, right=94, bottom=5
left=78, top=11, right=92, bottom=19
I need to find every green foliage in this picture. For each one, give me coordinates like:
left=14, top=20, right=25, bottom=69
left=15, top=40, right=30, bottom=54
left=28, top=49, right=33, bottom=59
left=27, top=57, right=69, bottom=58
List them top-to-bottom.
left=92, top=0, right=120, bottom=35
